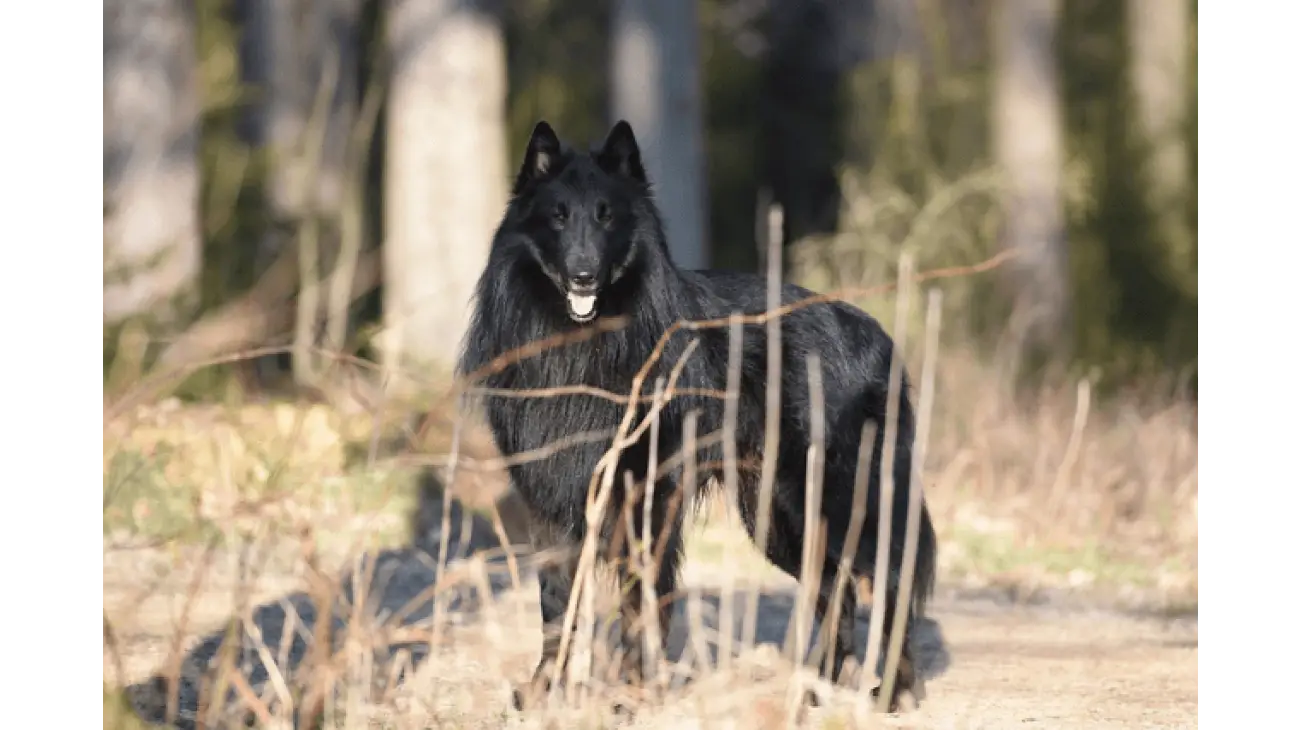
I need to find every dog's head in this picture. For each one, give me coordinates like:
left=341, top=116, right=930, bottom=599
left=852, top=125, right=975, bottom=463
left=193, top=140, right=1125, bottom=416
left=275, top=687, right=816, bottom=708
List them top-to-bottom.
left=505, top=120, right=650, bottom=324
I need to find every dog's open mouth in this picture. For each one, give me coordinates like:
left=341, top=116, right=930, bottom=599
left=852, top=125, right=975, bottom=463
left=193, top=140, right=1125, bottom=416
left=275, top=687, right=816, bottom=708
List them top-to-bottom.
left=565, top=291, right=598, bottom=323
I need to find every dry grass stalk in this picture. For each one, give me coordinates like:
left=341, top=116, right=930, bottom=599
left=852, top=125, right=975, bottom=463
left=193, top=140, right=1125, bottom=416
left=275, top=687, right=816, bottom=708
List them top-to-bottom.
left=743, top=203, right=787, bottom=654
left=862, top=254, right=915, bottom=699
left=877, top=287, right=942, bottom=712
left=719, top=312, right=745, bottom=676
left=786, top=353, right=828, bottom=719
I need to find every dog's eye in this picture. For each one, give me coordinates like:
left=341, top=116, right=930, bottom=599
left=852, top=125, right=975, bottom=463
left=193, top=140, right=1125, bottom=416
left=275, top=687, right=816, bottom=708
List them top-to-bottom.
left=595, top=201, right=613, bottom=224
left=552, top=203, right=569, bottom=226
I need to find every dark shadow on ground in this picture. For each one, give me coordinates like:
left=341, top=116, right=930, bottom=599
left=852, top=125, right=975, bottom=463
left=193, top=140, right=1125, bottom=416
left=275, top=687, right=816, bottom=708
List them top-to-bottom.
left=125, top=484, right=951, bottom=727
left=666, top=590, right=951, bottom=684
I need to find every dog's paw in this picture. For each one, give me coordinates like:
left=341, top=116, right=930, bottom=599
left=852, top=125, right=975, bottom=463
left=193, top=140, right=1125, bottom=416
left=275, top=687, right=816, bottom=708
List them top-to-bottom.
left=869, top=682, right=923, bottom=714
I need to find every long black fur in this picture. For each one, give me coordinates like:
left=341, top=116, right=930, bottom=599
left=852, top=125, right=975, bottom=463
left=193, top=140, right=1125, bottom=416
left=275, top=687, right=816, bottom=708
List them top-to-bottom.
left=458, top=120, right=938, bottom=709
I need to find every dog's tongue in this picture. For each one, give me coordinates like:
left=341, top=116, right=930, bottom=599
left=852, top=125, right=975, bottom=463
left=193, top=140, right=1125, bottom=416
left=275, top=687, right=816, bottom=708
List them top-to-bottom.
left=567, top=293, right=596, bottom=318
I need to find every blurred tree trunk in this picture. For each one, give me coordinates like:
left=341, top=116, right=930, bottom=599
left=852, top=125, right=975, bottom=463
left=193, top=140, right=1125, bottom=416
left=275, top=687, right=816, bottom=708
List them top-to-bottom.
left=103, top=0, right=202, bottom=328
left=239, top=0, right=360, bottom=386
left=244, top=0, right=359, bottom=222
left=384, top=0, right=508, bottom=383
left=611, top=0, right=709, bottom=271
left=762, top=0, right=845, bottom=263
left=765, top=0, right=927, bottom=275
left=992, top=0, right=1070, bottom=365
left=1128, top=0, right=1193, bottom=295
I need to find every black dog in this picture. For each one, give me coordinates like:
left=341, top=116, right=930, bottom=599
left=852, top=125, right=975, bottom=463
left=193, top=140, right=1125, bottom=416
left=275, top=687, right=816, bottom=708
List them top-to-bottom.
left=457, top=120, right=937, bottom=711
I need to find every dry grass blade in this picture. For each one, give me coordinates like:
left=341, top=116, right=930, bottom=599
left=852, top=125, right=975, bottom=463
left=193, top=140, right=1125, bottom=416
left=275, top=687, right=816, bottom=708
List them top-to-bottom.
left=744, top=203, right=786, bottom=653
left=862, top=253, right=914, bottom=700
left=878, top=287, right=942, bottom=712
left=914, top=292, right=942, bottom=515
left=719, top=313, right=744, bottom=675
left=787, top=353, right=827, bottom=716
left=641, top=377, right=668, bottom=687
left=1050, top=378, right=1092, bottom=521
left=681, top=410, right=713, bottom=675
left=822, top=421, right=878, bottom=679
left=551, top=453, right=619, bottom=692
left=489, top=502, right=523, bottom=590
left=576, top=524, right=600, bottom=706
left=297, top=528, right=340, bottom=730
left=161, top=539, right=220, bottom=725
left=242, top=613, right=296, bottom=722
left=204, top=617, right=246, bottom=728
left=228, top=667, right=276, bottom=727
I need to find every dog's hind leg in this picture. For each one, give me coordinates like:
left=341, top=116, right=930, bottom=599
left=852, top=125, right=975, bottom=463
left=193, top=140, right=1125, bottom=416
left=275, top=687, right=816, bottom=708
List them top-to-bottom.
left=738, top=483, right=868, bottom=711
left=735, top=487, right=858, bottom=686
left=816, top=565, right=860, bottom=685
left=856, top=570, right=923, bottom=712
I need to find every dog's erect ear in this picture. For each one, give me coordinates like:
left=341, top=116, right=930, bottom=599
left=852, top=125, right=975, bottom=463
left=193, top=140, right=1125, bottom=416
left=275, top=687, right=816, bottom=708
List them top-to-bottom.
left=596, top=120, right=646, bottom=183
left=514, top=121, right=562, bottom=194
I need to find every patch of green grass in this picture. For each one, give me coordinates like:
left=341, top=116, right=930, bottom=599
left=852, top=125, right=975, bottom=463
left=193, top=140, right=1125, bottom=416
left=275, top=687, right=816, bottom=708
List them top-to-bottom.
left=104, top=403, right=427, bottom=551
left=104, top=443, right=419, bottom=549
left=104, top=446, right=221, bottom=543
left=943, top=524, right=1160, bottom=589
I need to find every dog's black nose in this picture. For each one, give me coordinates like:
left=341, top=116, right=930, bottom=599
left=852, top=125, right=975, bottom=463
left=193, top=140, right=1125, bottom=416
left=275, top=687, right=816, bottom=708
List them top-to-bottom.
left=570, top=271, right=597, bottom=289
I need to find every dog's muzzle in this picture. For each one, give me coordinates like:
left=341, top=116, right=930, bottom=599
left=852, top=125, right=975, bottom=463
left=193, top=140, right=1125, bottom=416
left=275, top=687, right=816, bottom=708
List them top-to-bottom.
left=564, top=276, right=599, bottom=324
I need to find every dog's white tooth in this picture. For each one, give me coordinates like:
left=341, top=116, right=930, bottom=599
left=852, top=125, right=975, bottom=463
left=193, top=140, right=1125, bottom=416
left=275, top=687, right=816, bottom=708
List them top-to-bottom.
left=567, top=293, right=596, bottom=317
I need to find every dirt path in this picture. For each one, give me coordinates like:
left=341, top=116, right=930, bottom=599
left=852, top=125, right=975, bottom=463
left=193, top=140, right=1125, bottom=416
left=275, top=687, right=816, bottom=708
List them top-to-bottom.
left=106, top=540, right=1196, bottom=729
left=899, top=600, right=1196, bottom=729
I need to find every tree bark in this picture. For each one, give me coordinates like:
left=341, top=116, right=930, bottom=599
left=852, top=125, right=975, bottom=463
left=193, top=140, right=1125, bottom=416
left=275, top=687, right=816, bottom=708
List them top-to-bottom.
left=103, top=0, right=202, bottom=327
left=384, top=0, right=508, bottom=380
left=611, top=0, right=709, bottom=271
left=992, top=0, right=1070, bottom=361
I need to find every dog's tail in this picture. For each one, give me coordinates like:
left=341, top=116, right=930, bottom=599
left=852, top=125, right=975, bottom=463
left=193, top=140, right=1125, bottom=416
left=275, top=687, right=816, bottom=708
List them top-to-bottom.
left=911, top=502, right=939, bottom=619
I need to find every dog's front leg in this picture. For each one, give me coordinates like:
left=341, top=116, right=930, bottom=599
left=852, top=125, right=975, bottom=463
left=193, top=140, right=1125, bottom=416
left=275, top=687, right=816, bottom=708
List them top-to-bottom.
left=616, top=502, right=683, bottom=692
left=513, top=526, right=581, bottom=710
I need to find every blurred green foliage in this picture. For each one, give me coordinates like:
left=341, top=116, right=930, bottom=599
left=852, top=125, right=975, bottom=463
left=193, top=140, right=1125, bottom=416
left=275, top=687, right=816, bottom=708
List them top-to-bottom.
left=164, top=0, right=1195, bottom=397
left=195, top=0, right=270, bottom=312
left=1060, top=0, right=1197, bottom=389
